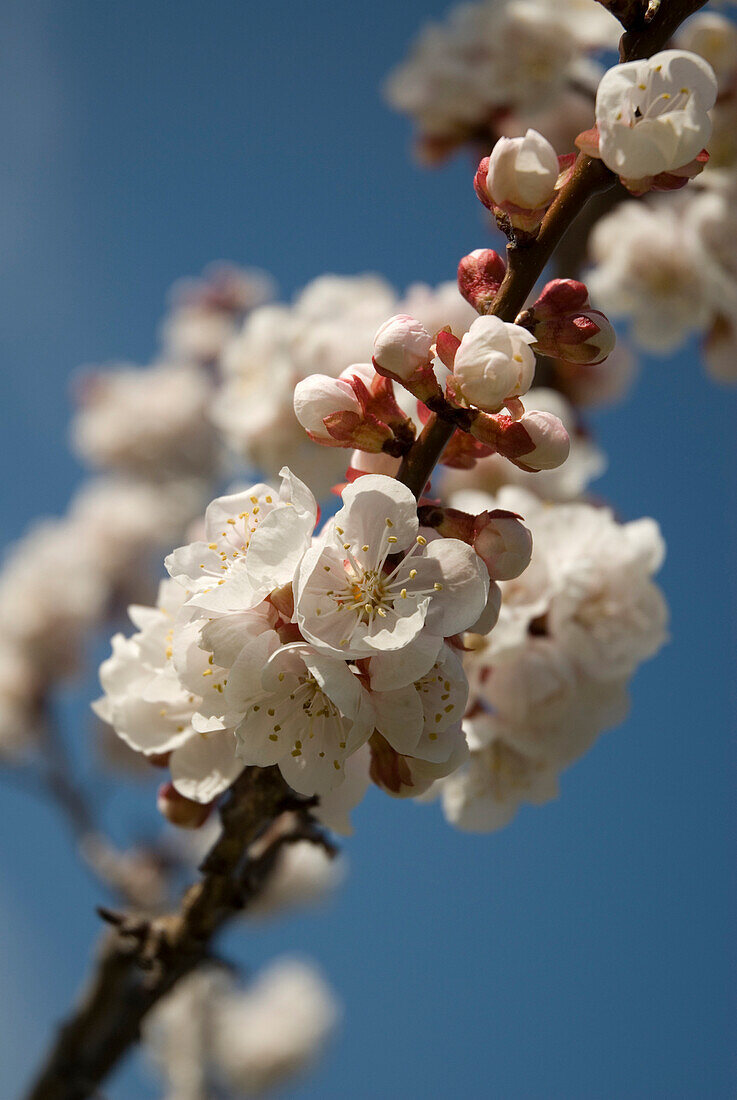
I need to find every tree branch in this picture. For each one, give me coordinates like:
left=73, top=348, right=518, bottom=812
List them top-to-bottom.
left=398, top=0, right=708, bottom=499
left=23, top=2, right=711, bottom=1096
left=25, top=767, right=332, bottom=1100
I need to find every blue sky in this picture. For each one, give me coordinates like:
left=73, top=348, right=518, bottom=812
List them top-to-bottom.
left=0, top=2, right=734, bottom=1097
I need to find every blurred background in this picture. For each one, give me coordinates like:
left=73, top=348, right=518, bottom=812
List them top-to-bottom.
left=0, top=1, right=734, bottom=1097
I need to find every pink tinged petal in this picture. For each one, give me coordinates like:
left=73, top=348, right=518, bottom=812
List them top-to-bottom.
left=423, top=538, right=489, bottom=637
left=367, top=631, right=443, bottom=691
left=372, top=686, right=424, bottom=754
left=170, top=728, right=243, bottom=803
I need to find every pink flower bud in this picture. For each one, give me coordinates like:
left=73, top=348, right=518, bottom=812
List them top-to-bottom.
left=486, top=130, right=559, bottom=214
left=473, top=157, right=493, bottom=211
left=457, top=249, right=507, bottom=312
left=529, top=279, right=590, bottom=320
left=522, top=280, right=616, bottom=365
left=535, top=312, right=616, bottom=365
left=373, top=314, right=433, bottom=381
left=293, top=375, right=361, bottom=440
left=513, top=410, right=571, bottom=471
left=474, top=510, right=533, bottom=581
left=157, top=782, right=213, bottom=829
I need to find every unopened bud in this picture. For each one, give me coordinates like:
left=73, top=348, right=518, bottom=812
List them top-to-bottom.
left=486, top=130, right=559, bottom=218
left=457, top=249, right=507, bottom=312
left=528, top=279, right=590, bottom=320
left=521, top=280, right=616, bottom=365
left=373, top=314, right=433, bottom=381
left=454, top=315, right=536, bottom=411
left=293, top=374, right=361, bottom=440
left=513, top=410, right=571, bottom=471
left=474, top=510, right=533, bottom=580
left=157, top=782, right=213, bottom=829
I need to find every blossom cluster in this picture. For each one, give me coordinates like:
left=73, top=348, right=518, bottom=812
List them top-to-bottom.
left=384, top=0, right=621, bottom=161
left=389, top=0, right=735, bottom=387
left=582, top=17, right=737, bottom=378
left=0, top=265, right=270, bottom=760
left=212, top=274, right=477, bottom=494
left=94, top=467, right=513, bottom=816
left=438, top=485, right=667, bottom=830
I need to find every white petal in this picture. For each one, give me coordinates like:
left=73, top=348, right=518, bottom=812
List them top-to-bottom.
left=423, top=539, right=489, bottom=637
left=367, top=631, right=442, bottom=691
left=372, top=686, right=424, bottom=754
left=170, top=729, right=243, bottom=803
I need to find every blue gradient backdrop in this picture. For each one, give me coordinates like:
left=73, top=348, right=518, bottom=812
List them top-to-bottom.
left=0, top=2, right=734, bottom=1097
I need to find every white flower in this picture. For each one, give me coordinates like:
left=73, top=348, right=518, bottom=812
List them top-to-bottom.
left=384, top=0, right=611, bottom=154
left=676, top=13, right=737, bottom=90
left=595, top=49, right=717, bottom=179
left=486, top=128, right=559, bottom=210
left=587, top=197, right=718, bottom=352
left=160, top=263, right=275, bottom=364
left=213, top=275, right=395, bottom=491
left=373, top=314, right=433, bottom=379
left=453, top=315, right=537, bottom=410
left=71, top=361, right=216, bottom=480
left=165, top=467, right=316, bottom=614
left=294, top=475, right=489, bottom=662
left=69, top=477, right=206, bottom=589
left=476, top=486, right=668, bottom=680
left=0, top=517, right=106, bottom=678
left=93, top=579, right=244, bottom=804
left=225, top=630, right=375, bottom=795
left=0, top=642, right=39, bottom=759
left=368, top=642, right=468, bottom=763
left=441, top=713, right=561, bottom=832
left=310, top=743, right=371, bottom=836
left=144, top=960, right=338, bottom=1100
left=211, top=960, right=339, bottom=1096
